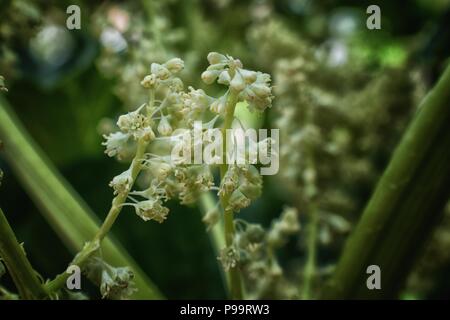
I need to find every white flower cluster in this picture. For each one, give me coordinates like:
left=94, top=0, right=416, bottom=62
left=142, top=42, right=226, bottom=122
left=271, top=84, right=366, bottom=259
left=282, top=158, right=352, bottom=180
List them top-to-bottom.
left=202, top=52, right=273, bottom=113
left=103, top=53, right=273, bottom=224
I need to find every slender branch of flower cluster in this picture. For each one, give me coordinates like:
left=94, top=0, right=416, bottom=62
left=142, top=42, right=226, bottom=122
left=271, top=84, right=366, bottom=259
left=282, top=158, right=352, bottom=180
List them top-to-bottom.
left=46, top=52, right=273, bottom=299
left=44, top=91, right=157, bottom=297
left=219, top=91, right=243, bottom=299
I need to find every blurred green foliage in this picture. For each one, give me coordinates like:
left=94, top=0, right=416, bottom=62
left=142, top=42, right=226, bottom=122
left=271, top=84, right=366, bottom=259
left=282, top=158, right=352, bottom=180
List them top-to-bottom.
left=1, top=0, right=450, bottom=299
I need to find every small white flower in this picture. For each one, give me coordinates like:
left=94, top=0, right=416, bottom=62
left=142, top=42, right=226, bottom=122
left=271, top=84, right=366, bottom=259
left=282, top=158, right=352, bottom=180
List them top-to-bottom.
left=116, top=105, right=154, bottom=140
left=102, top=132, right=131, bottom=158
left=110, top=168, right=132, bottom=195
left=132, top=199, right=169, bottom=223
left=218, top=246, right=239, bottom=271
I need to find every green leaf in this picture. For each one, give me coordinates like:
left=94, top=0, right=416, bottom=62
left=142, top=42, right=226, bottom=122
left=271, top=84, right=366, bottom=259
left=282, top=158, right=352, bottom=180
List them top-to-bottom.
left=322, top=62, right=450, bottom=299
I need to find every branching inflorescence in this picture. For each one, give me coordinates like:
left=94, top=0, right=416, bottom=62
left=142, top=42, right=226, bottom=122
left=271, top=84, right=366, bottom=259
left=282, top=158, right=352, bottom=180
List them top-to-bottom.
left=42, top=52, right=295, bottom=300
left=101, top=52, right=277, bottom=299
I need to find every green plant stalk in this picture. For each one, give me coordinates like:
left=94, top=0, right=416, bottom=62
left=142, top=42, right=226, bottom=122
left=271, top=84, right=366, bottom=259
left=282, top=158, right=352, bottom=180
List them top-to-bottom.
left=322, top=63, right=450, bottom=299
left=45, top=89, right=157, bottom=295
left=219, top=91, right=243, bottom=300
left=0, top=96, right=162, bottom=299
left=45, top=139, right=148, bottom=294
left=198, top=192, right=228, bottom=290
left=199, top=193, right=226, bottom=255
left=0, top=207, right=47, bottom=299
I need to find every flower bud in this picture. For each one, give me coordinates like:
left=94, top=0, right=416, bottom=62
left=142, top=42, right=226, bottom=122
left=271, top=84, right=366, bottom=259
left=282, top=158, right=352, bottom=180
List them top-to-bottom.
left=207, top=52, right=227, bottom=65
left=164, top=58, right=184, bottom=73
left=151, top=63, right=170, bottom=80
left=239, top=69, right=257, bottom=83
left=201, top=70, right=220, bottom=85
left=218, top=70, right=231, bottom=85
left=230, top=71, right=246, bottom=92
left=140, top=74, right=156, bottom=88
left=250, top=83, right=272, bottom=98
left=157, top=116, right=172, bottom=136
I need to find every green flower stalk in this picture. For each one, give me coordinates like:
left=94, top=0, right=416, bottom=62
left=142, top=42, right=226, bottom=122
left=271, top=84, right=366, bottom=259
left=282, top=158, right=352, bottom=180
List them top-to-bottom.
left=97, top=52, right=273, bottom=299
left=45, top=89, right=157, bottom=299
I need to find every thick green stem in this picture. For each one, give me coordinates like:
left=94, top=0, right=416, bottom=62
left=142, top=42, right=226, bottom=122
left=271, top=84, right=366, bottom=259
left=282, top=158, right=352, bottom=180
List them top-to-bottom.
left=322, top=63, right=450, bottom=299
left=219, top=91, right=243, bottom=300
left=0, top=95, right=162, bottom=299
left=0, top=207, right=47, bottom=299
